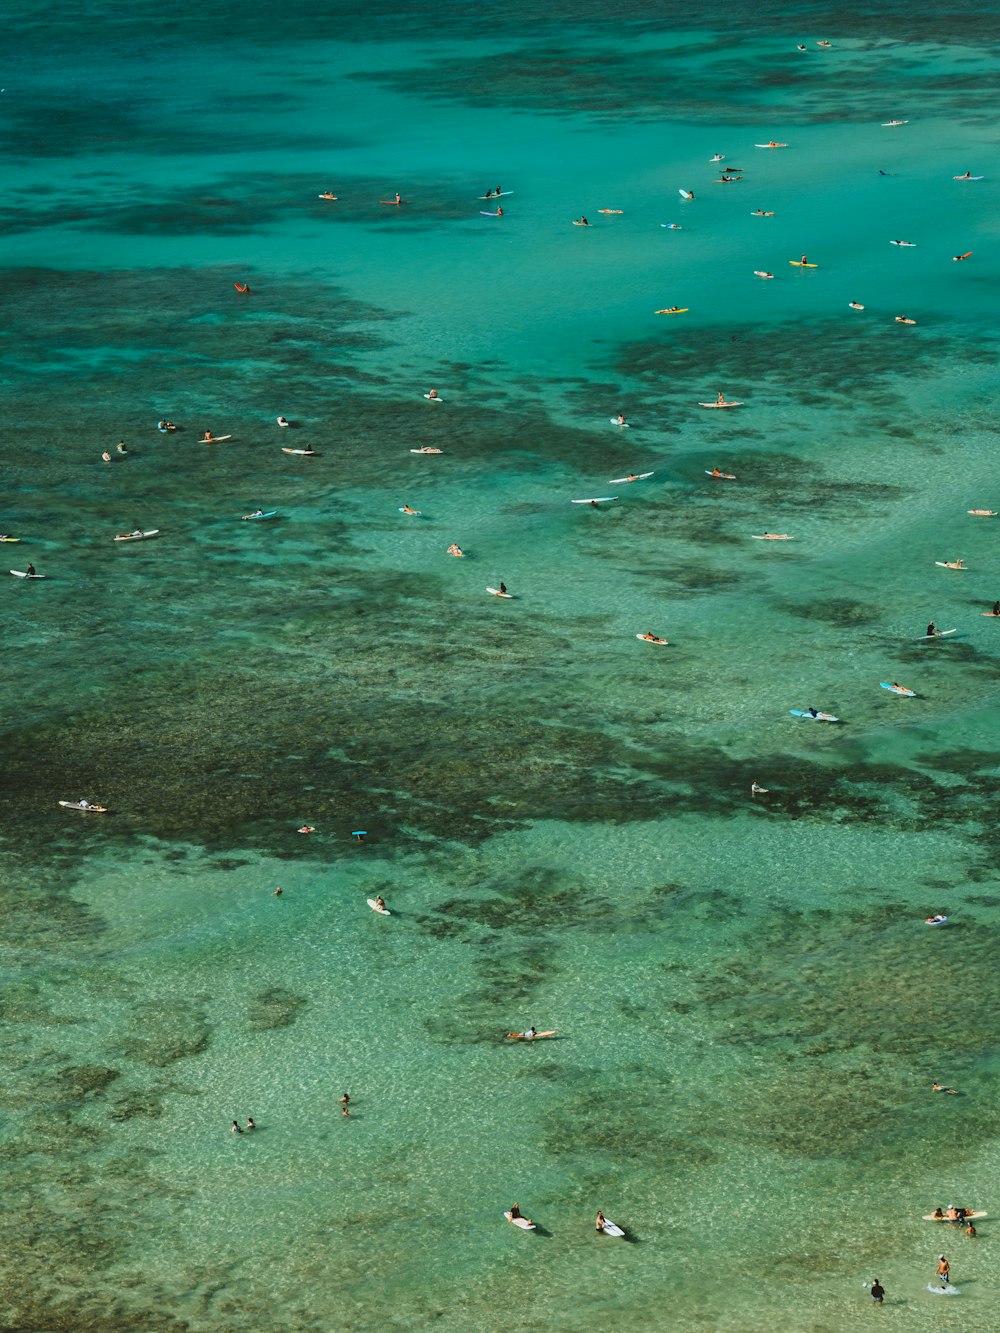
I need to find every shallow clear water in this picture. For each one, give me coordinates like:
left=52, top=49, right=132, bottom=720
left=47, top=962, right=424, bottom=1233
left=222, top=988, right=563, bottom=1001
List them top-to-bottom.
left=3, top=4, right=1000, bottom=1329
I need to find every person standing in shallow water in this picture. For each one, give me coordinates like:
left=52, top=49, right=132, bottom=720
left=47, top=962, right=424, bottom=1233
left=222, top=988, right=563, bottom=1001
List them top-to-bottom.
left=869, top=1278, right=884, bottom=1304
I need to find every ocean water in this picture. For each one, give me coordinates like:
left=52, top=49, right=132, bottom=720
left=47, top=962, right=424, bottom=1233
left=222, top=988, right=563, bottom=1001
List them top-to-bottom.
left=3, top=2, right=1000, bottom=1328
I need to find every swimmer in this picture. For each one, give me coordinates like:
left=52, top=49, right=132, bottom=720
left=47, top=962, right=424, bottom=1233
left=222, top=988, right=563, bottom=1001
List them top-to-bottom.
left=956, top=172, right=972, bottom=180
left=953, top=251, right=972, bottom=262
left=234, top=283, right=251, bottom=294
left=849, top=301, right=864, bottom=310
left=716, top=392, right=727, bottom=404
left=202, top=431, right=215, bottom=443
left=117, top=440, right=128, bottom=454
left=102, top=450, right=111, bottom=462
left=400, top=504, right=419, bottom=515
left=498, top=582, right=507, bottom=595
left=993, top=601, right=999, bottom=616
left=751, top=781, right=769, bottom=795
left=297, top=825, right=315, bottom=833
left=273, top=886, right=283, bottom=896
left=926, top=915, right=948, bottom=926
left=931, top=1082, right=959, bottom=1094
left=339, top=1093, right=350, bottom=1105
left=246, top=1117, right=256, bottom=1130
left=231, top=1120, right=243, bottom=1134
left=596, top=1210, right=606, bottom=1232
left=966, top=1224, right=977, bottom=1237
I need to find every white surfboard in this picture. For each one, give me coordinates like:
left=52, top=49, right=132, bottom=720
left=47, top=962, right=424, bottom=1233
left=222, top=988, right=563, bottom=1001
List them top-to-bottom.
left=679, top=189, right=694, bottom=200
left=423, top=393, right=442, bottom=401
left=699, top=401, right=743, bottom=408
left=609, top=418, right=630, bottom=426
left=202, top=434, right=232, bottom=443
left=410, top=447, right=443, bottom=454
left=281, top=448, right=317, bottom=455
left=609, top=473, right=653, bottom=483
left=572, top=496, right=618, bottom=504
left=113, top=529, right=159, bottom=542
left=935, top=561, right=966, bottom=569
left=10, top=569, right=44, bottom=578
left=486, top=586, right=513, bottom=598
left=917, top=629, right=957, bottom=640
left=636, top=634, right=668, bottom=644
left=367, top=898, right=391, bottom=915
left=504, top=1212, right=536, bottom=1229
left=601, top=1221, right=625, bottom=1237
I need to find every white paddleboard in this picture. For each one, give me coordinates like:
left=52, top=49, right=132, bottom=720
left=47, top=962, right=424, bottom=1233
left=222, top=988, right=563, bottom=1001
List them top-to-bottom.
left=953, top=175, right=983, bottom=181
left=679, top=189, right=694, bottom=200
left=478, top=191, right=513, bottom=199
left=423, top=393, right=442, bottom=401
left=699, top=401, right=743, bottom=408
left=609, top=418, right=630, bottom=426
left=202, top=434, right=232, bottom=442
left=410, top=447, right=443, bottom=454
left=281, top=448, right=317, bottom=455
left=705, top=470, right=736, bottom=479
left=609, top=473, right=653, bottom=483
left=572, top=496, right=618, bottom=504
left=113, top=529, right=159, bottom=541
left=751, top=534, right=792, bottom=540
left=935, top=561, right=966, bottom=569
left=10, top=569, right=44, bottom=578
left=486, top=586, right=513, bottom=598
left=917, top=629, right=957, bottom=639
left=636, top=634, right=668, bottom=644
left=58, top=800, right=107, bottom=812
left=367, top=898, right=391, bottom=915
left=504, top=1212, right=535, bottom=1229
left=601, top=1221, right=625, bottom=1237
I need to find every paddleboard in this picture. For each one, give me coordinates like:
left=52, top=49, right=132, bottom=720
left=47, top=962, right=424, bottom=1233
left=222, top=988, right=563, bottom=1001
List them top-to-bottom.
left=882, top=119, right=909, bottom=126
left=756, top=142, right=788, bottom=148
left=710, top=154, right=726, bottom=161
left=953, top=175, right=983, bottom=180
left=714, top=177, right=742, bottom=183
left=678, top=189, right=694, bottom=200
left=478, top=191, right=513, bottom=199
left=317, top=194, right=338, bottom=200
left=379, top=199, right=408, bottom=205
left=597, top=209, right=623, bottom=214
left=480, top=210, right=502, bottom=217
left=750, top=211, right=775, bottom=217
left=571, top=220, right=591, bottom=226
left=660, top=223, right=682, bottom=228
left=890, top=240, right=917, bottom=246
left=953, top=252, right=973, bottom=261
left=789, top=260, right=818, bottom=267
left=753, top=271, right=774, bottom=279
left=233, top=284, right=250, bottom=293
left=849, top=302, right=865, bottom=310
left=654, top=307, right=688, bottom=314
left=895, top=317, right=917, bottom=324
left=423, top=393, right=442, bottom=401
left=699, top=401, right=743, bottom=408
left=276, top=417, right=290, bottom=426
left=609, top=418, right=630, bottom=426
left=202, top=435, right=233, bottom=442
left=410, top=447, right=443, bottom=454
left=281, top=448, right=317, bottom=455
left=705, top=470, right=736, bottom=479
left=609, top=473, right=653, bottom=483
left=572, top=497, right=618, bottom=504
left=399, top=508, right=422, bottom=515
left=967, top=509, right=995, bottom=516
left=241, top=510, right=278, bottom=521
left=113, top=529, right=159, bottom=542
left=751, top=533, right=791, bottom=540
left=0, top=537, right=21, bottom=543
left=935, top=561, right=966, bottom=569
left=10, top=570, right=44, bottom=577
left=486, top=587, right=513, bottom=598
left=981, top=612, right=1000, bottom=617
left=917, top=629, right=957, bottom=640
left=636, top=634, right=668, bottom=644
left=880, top=682, right=916, bottom=696
left=789, top=710, right=840, bottom=721
left=58, top=800, right=107, bottom=812
left=367, top=898, right=391, bottom=915
left=925, top=916, right=949, bottom=926
left=506, top=1031, right=557, bottom=1040
left=922, top=1211, right=985, bottom=1221
left=504, top=1212, right=536, bottom=1229
left=600, top=1221, right=626, bottom=1238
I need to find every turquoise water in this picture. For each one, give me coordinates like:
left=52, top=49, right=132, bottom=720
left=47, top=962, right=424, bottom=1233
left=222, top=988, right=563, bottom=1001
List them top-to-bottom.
left=3, top=4, right=1000, bottom=1329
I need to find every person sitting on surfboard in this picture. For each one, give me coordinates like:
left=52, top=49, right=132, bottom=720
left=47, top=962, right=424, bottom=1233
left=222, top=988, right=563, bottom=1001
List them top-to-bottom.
left=576, top=216, right=589, bottom=226
left=426, top=389, right=439, bottom=399
left=616, top=413, right=627, bottom=425
left=202, top=431, right=215, bottom=442
left=102, top=450, right=112, bottom=462
left=26, top=564, right=35, bottom=577
left=498, top=582, right=507, bottom=595
left=926, top=622, right=937, bottom=637
left=374, top=895, right=387, bottom=912
left=509, top=1203, right=530, bottom=1222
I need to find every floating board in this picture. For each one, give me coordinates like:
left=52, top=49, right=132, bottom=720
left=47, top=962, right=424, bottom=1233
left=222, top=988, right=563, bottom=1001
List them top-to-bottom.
left=882, top=120, right=909, bottom=126
left=756, top=142, right=788, bottom=148
left=710, top=154, right=726, bottom=161
left=953, top=175, right=983, bottom=180
left=714, top=177, right=742, bottom=182
left=678, top=189, right=694, bottom=200
left=478, top=191, right=513, bottom=199
left=317, top=194, right=338, bottom=200
left=379, top=199, right=408, bottom=205
left=597, top=209, right=623, bottom=214
left=480, top=210, right=502, bottom=217
left=751, top=211, right=775, bottom=217
left=571, top=220, right=590, bottom=226
left=660, top=223, right=682, bottom=228
left=890, top=240, right=917, bottom=246
left=953, top=252, right=973, bottom=261
left=789, top=260, right=818, bottom=267
left=753, top=271, right=774, bottom=278
left=233, top=284, right=250, bottom=293
left=849, top=302, right=865, bottom=310
left=654, top=308, right=688, bottom=314
left=895, top=317, right=917, bottom=325
left=423, top=394, right=442, bottom=401
left=699, top=401, right=743, bottom=408
left=276, top=417, right=290, bottom=426
left=609, top=418, right=630, bottom=426
left=202, top=434, right=233, bottom=443
left=410, top=447, right=443, bottom=454
left=281, top=448, right=316, bottom=455
left=705, top=470, right=736, bottom=479
left=609, top=473, right=653, bottom=483
left=572, top=496, right=618, bottom=504
left=399, top=508, right=422, bottom=515
left=242, top=510, right=278, bottom=521
left=113, top=530, right=159, bottom=542
left=751, top=533, right=791, bottom=540
left=0, top=537, right=21, bottom=543
left=935, top=561, right=966, bottom=569
left=10, top=570, right=44, bottom=578
left=486, top=586, right=513, bottom=598
left=981, top=612, right=1000, bottom=617
left=917, top=629, right=957, bottom=639
left=636, top=634, right=668, bottom=644
left=880, top=682, right=916, bottom=696
left=789, top=710, right=839, bottom=721
left=58, top=801, right=107, bottom=812
left=367, top=898, right=391, bottom=915
left=925, top=916, right=949, bottom=926
left=506, top=1031, right=557, bottom=1040
left=923, top=1211, right=985, bottom=1221
left=504, top=1212, right=536, bottom=1229
left=600, top=1221, right=626, bottom=1238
